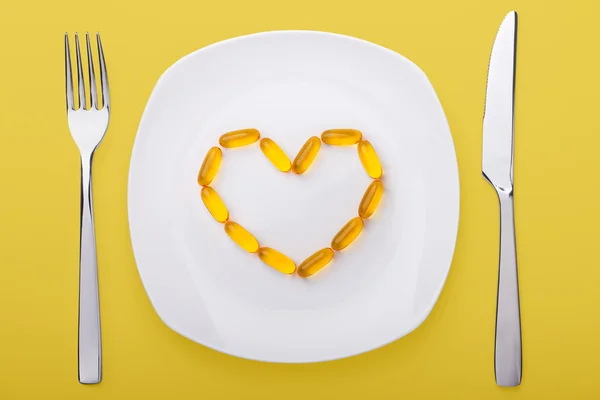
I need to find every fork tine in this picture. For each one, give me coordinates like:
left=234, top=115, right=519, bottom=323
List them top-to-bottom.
left=85, top=32, right=98, bottom=109
left=65, top=33, right=75, bottom=110
left=75, top=33, right=87, bottom=110
left=96, top=33, right=110, bottom=110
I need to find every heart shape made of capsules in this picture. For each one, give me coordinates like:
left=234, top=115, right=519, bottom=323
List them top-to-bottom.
left=197, top=128, right=384, bottom=278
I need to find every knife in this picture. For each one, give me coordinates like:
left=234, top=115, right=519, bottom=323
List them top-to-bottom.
left=482, top=11, right=522, bottom=387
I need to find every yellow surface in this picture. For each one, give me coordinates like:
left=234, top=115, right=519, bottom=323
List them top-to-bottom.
left=0, top=0, right=599, bottom=398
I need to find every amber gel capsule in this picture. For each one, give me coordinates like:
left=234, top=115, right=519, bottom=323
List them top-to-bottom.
left=219, top=128, right=260, bottom=148
left=321, top=129, right=362, bottom=146
left=292, top=136, right=321, bottom=174
left=260, top=138, right=291, bottom=172
left=357, top=140, right=382, bottom=179
left=197, top=146, right=222, bottom=186
left=358, top=180, right=383, bottom=219
left=200, top=186, right=229, bottom=223
left=331, top=217, right=364, bottom=251
left=224, top=221, right=259, bottom=253
left=258, top=247, right=296, bottom=274
left=297, top=248, right=334, bottom=278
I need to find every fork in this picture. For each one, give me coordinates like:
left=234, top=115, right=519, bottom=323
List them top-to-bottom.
left=65, top=32, right=110, bottom=385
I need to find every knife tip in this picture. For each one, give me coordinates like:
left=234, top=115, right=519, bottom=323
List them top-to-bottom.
left=501, top=10, right=518, bottom=30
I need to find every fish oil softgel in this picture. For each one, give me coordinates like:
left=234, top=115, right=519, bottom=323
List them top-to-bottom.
left=199, top=128, right=384, bottom=277
left=219, top=128, right=260, bottom=148
left=321, top=129, right=362, bottom=146
left=293, top=136, right=321, bottom=174
left=260, top=138, right=291, bottom=172
left=357, top=140, right=382, bottom=179
left=197, top=146, right=222, bottom=186
left=359, top=180, right=383, bottom=219
left=201, top=186, right=229, bottom=223
left=331, top=217, right=364, bottom=251
left=224, top=221, right=259, bottom=253
left=258, top=247, right=296, bottom=275
left=297, top=248, right=334, bottom=278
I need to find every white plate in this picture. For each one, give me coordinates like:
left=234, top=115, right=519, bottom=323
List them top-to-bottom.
left=128, top=31, right=459, bottom=363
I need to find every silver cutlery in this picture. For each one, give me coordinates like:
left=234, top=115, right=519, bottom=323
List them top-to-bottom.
left=482, top=11, right=521, bottom=387
left=482, top=11, right=522, bottom=386
left=64, top=32, right=110, bottom=385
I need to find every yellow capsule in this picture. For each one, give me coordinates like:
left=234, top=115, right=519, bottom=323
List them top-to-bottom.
left=219, top=128, right=260, bottom=148
left=321, top=129, right=362, bottom=146
left=292, top=136, right=321, bottom=174
left=260, top=138, right=291, bottom=172
left=357, top=140, right=382, bottom=179
left=197, top=146, right=222, bottom=186
left=358, top=180, right=383, bottom=219
left=200, top=186, right=229, bottom=223
left=331, top=217, right=364, bottom=251
left=224, top=221, right=259, bottom=253
left=257, top=247, right=296, bottom=275
left=297, top=248, right=334, bottom=278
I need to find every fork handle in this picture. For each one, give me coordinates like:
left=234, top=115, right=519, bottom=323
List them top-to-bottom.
left=78, top=155, right=102, bottom=384
left=494, top=188, right=522, bottom=387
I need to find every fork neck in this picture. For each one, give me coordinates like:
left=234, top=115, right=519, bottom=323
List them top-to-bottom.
left=80, top=153, right=94, bottom=189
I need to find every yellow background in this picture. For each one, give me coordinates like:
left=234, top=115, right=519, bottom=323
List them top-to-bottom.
left=0, top=0, right=599, bottom=398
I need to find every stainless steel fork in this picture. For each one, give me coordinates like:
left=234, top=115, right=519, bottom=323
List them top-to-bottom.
left=65, top=32, right=110, bottom=385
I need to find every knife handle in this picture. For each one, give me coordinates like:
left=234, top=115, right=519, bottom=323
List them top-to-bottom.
left=494, top=188, right=522, bottom=387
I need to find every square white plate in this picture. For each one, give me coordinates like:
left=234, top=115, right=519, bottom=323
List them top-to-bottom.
left=128, top=31, right=459, bottom=362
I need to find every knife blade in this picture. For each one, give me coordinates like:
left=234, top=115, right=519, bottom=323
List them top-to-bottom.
left=482, top=11, right=522, bottom=387
left=483, top=11, right=517, bottom=188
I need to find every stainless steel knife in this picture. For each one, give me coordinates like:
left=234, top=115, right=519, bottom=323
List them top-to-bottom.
left=482, top=10, right=522, bottom=387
